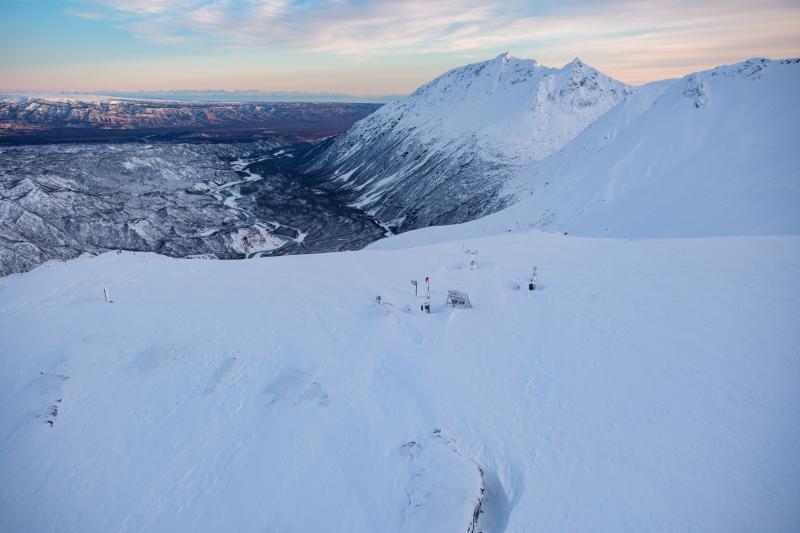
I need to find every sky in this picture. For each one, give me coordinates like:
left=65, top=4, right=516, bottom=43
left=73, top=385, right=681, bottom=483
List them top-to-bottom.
left=1, top=0, right=799, bottom=95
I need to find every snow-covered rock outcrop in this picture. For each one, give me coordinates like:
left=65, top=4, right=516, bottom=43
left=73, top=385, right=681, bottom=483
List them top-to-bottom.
left=302, top=53, right=632, bottom=231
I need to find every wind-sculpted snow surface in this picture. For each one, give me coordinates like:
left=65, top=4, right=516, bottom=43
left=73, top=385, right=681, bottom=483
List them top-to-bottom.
left=302, top=53, right=632, bottom=231
left=1, top=231, right=798, bottom=531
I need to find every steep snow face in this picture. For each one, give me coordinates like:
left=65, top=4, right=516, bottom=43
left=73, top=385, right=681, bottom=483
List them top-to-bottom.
left=303, top=53, right=631, bottom=231
left=348, top=54, right=628, bottom=165
left=503, top=57, right=800, bottom=238
left=371, top=58, right=800, bottom=249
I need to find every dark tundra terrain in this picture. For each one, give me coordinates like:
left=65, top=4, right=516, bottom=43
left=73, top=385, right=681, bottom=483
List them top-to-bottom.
left=0, top=99, right=384, bottom=276
left=244, top=150, right=387, bottom=255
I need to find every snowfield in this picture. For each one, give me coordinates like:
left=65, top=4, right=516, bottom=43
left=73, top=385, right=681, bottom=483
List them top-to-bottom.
left=1, top=230, right=798, bottom=532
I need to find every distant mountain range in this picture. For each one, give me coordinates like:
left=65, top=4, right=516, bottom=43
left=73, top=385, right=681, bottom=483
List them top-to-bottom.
left=0, top=90, right=401, bottom=104
left=0, top=98, right=380, bottom=143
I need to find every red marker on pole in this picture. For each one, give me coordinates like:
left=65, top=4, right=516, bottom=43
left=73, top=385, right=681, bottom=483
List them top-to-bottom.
left=422, top=276, right=431, bottom=313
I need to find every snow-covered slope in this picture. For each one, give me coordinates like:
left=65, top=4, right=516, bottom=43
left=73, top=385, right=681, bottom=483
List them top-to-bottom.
left=302, top=53, right=631, bottom=230
left=506, top=57, right=800, bottom=237
left=371, top=58, right=800, bottom=250
left=1, top=231, right=798, bottom=532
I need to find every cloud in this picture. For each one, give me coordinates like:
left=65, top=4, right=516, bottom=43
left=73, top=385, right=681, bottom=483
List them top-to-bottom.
left=67, top=0, right=800, bottom=82
left=84, top=0, right=197, bottom=15
left=64, top=9, right=105, bottom=20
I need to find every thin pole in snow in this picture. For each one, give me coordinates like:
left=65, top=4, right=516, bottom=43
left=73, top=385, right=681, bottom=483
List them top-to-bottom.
left=420, top=276, right=431, bottom=313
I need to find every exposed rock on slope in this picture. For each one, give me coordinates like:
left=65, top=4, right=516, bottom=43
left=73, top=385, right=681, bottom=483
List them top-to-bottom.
left=302, top=53, right=632, bottom=231
left=370, top=58, right=800, bottom=249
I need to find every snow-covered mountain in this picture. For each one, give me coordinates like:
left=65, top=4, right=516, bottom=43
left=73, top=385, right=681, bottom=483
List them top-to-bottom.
left=302, top=53, right=632, bottom=231
left=368, top=57, right=800, bottom=249
left=501, top=57, right=800, bottom=237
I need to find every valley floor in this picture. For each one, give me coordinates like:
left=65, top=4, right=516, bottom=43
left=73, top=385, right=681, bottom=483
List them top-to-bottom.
left=0, top=231, right=798, bottom=532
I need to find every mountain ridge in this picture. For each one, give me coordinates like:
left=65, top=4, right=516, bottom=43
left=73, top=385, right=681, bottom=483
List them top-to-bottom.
left=301, top=53, right=632, bottom=231
left=369, top=56, right=800, bottom=250
left=0, top=99, right=380, bottom=143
